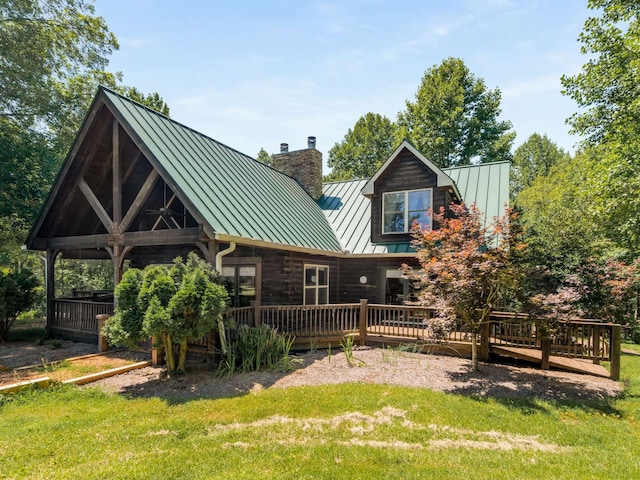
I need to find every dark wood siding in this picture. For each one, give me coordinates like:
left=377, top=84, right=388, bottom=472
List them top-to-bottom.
left=371, top=149, right=450, bottom=244
left=226, top=246, right=338, bottom=305
left=336, top=257, right=420, bottom=304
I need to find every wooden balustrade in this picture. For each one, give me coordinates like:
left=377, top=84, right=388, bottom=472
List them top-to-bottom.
left=46, top=297, right=622, bottom=379
left=51, top=299, right=114, bottom=333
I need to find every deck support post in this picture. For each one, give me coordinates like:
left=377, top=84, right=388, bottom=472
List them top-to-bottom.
left=45, top=249, right=60, bottom=334
left=359, top=299, right=368, bottom=346
left=96, top=314, right=110, bottom=352
left=610, top=325, right=621, bottom=381
left=541, top=337, right=551, bottom=370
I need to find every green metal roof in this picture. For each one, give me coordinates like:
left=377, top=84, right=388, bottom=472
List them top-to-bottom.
left=101, top=87, right=343, bottom=253
left=443, top=161, right=510, bottom=227
left=320, top=162, right=510, bottom=255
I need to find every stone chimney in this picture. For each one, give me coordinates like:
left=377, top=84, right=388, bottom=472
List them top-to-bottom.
left=271, top=136, right=323, bottom=200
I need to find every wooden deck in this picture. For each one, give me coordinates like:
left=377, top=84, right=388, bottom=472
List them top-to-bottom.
left=490, top=345, right=611, bottom=378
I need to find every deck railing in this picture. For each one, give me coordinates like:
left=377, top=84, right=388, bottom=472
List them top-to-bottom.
left=49, top=298, right=621, bottom=379
left=51, top=299, right=114, bottom=334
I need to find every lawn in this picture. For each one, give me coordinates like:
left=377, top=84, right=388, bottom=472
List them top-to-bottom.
left=1, top=349, right=640, bottom=479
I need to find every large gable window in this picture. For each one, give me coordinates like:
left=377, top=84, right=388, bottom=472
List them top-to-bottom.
left=383, top=189, right=432, bottom=234
left=304, top=265, right=329, bottom=305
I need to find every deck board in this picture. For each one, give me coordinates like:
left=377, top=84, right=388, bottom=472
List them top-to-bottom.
left=491, top=345, right=610, bottom=377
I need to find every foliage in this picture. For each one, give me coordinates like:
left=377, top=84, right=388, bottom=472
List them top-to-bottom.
left=0, top=0, right=119, bottom=133
left=561, top=0, right=640, bottom=146
left=396, top=57, right=515, bottom=168
left=116, top=86, right=170, bottom=116
left=327, top=112, right=397, bottom=179
left=510, top=133, right=570, bottom=201
left=256, top=147, right=271, bottom=166
left=516, top=149, right=611, bottom=287
left=408, top=203, right=523, bottom=369
left=102, top=253, right=228, bottom=374
left=54, top=258, right=113, bottom=297
left=0, top=267, right=39, bottom=341
left=101, top=268, right=143, bottom=348
left=218, top=324, right=297, bottom=375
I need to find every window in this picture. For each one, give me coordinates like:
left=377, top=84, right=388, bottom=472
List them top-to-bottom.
left=382, top=189, right=432, bottom=234
left=221, top=265, right=257, bottom=307
left=304, top=265, right=329, bottom=305
left=383, top=268, right=419, bottom=305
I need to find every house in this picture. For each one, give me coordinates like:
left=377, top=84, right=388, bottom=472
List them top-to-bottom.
left=27, top=87, right=509, bottom=329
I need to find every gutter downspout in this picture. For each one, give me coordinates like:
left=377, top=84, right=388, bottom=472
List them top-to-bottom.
left=215, top=241, right=236, bottom=272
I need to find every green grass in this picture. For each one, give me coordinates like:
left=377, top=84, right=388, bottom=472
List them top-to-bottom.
left=2, top=348, right=640, bottom=479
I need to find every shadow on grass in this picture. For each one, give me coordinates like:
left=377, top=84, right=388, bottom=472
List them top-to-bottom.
left=115, top=353, right=321, bottom=405
left=443, top=357, right=624, bottom=417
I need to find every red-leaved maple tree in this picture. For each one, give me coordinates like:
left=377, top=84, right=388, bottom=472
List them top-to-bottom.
left=407, top=203, right=523, bottom=370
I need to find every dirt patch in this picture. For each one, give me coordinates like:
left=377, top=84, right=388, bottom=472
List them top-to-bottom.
left=0, top=341, right=147, bottom=386
left=0, top=341, right=623, bottom=401
left=88, top=346, right=622, bottom=402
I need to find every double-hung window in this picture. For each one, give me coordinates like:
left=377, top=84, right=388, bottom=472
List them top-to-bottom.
left=382, top=189, right=432, bottom=234
left=304, top=265, right=329, bottom=305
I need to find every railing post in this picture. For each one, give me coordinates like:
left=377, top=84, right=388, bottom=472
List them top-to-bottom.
left=359, top=299, right=368, bottom=346
left=251, top=300, right=261, bottom=327
left=96, top=314, right=110, bottom=352
left=593, top=325, right=602, bottom=364
left=610, top=325, right=621, bottom=381
left=151, top=336, right=162, bottom=366
left=541, top=337, right=551, bottom=370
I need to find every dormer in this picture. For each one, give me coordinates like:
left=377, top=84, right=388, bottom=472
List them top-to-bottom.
left=361, top=140, right=461, bottom=244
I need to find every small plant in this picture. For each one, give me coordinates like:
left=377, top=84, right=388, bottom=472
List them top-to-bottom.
left=218, top=324, right=300, bottom=375
left=340, top=334, right=366, bottom=367
left=309, top=337, right=319, bottom=354
left=48, top=339, right=63, bottom=349
left=327, top=343, right=332, bottom=363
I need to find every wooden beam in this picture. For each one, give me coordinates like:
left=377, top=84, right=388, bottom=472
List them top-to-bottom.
left=44, top=117, right=113, bottom=237
left=112, top=119, right=122, bottom=226
left=120, top=170, right=159, bottom=232
left=79, top=178, right=113, bottom=232
left=123, top=227, right=202, bottom=247
left=46, top=234, right=110, bottom=249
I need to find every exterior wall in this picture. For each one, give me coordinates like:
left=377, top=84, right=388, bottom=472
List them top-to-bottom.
left=272, top=147, right=323, bottom=200
left=370, top=150, right=450, bottom=244
left=225, top=245, right=338, bottom=305
left=336, top=257, right=420, bottom=304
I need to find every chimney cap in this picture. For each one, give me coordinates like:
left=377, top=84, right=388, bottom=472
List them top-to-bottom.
left=307, top=136, right=316, bottom=149
left=280, top=142, right=289, bottom=153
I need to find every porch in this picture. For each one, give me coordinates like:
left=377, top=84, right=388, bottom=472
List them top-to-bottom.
left=50, top=297, right=621, bottom=380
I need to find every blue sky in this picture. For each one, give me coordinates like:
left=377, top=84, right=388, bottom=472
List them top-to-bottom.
left=94, top=0, right=590, bottom=170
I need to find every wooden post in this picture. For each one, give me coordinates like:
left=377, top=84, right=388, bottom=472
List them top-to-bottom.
left=45, top=249, right=59, bottom=335
left=359, top=299, right=368, bottom=346
left=251, top=300, right=261, bottom=327
left=96, top=314, right=110, bottom=352
left=479, top=320, right=491, bottom=361
left=610, top=325, right=621, bottom=381
left=151, top=336, right=162, bottom=366
left=541, top=337, right=551, bottom=370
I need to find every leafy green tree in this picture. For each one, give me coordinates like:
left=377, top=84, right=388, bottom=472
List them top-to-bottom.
left=0, top=0, right=119, bottom=133
left=561, top=0, right=640, bottom=146
left=397, top=57, right=515, bottom=168
left=117, top=86, right=170, bottom=116
left=327, top=113, right=397, bottom=179
left=511, top=133, right=570, bottom=201
left=256, top=148, right=271, bottom=166
left=408, top=203, right=522, bottom=370
left=103, top=254, right=228, bottom=374
left=0, top=268, right=39, bottom=340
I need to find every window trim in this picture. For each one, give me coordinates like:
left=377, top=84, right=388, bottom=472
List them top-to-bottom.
left=382, top=188, right=433, bottom=234
left=221, top=257, right=261, bottom=307
left=303, top=264, right=329, bottom=305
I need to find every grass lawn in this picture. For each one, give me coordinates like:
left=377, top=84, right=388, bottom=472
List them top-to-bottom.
left=1, top=349, right=640, bottom=479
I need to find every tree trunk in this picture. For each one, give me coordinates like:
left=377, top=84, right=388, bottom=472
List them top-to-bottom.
left=471, top=331, right=478, bottom=371
left=164, top=334, right=175, bottom=373
left=177, top=339, right=188, bottom=374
